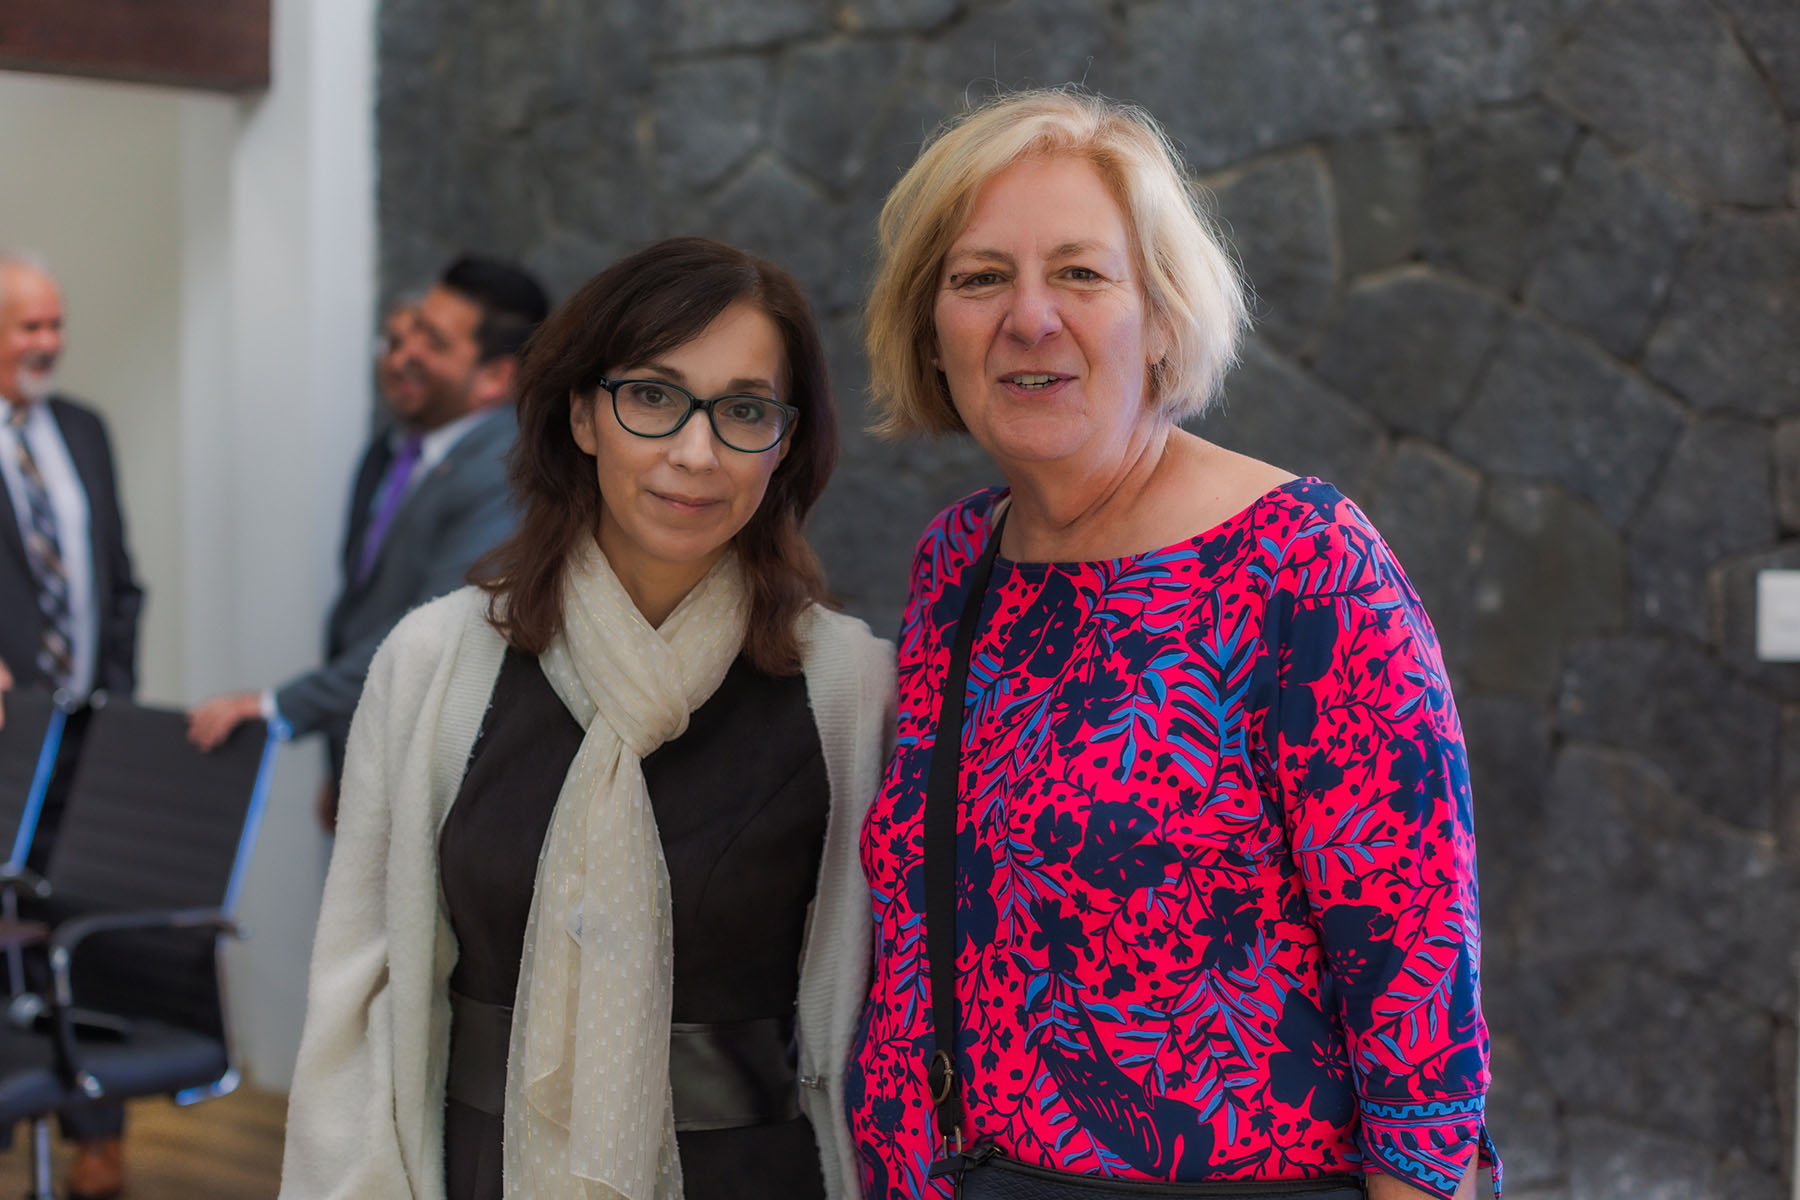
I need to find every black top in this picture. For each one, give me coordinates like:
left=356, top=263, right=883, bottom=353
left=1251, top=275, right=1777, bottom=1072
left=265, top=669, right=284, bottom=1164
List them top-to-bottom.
left=438, top=646, right=831, bottom=1200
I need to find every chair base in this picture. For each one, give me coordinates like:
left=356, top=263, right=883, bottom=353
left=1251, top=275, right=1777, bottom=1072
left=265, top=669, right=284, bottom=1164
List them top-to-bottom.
left=26, top=1115, right=51, bottom=1200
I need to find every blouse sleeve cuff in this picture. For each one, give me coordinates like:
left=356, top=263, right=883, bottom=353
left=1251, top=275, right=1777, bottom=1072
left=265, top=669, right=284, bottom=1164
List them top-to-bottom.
left=1358, top=1095, right=1502, bottom=1198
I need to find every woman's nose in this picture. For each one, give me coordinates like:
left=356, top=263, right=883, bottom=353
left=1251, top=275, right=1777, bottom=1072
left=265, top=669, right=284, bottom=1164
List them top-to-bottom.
left=1003, top=278, right=1062, bottom=346
left=666, top=410, right=720, bottom=470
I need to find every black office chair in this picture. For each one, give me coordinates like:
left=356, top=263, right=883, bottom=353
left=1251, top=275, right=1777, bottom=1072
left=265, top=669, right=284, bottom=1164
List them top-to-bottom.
left=0, top=688, right=69, bottom=871
left=0, top=689, right=72, bottom=989
left=0, top=699, right=278, bottom=1200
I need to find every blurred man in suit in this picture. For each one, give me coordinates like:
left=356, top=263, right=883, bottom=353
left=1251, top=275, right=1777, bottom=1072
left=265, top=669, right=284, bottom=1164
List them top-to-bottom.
left=0, top=253, right=145, bottom=1199
left=0, top=254, right=142, bottom=709
left=187, top=255, right=547, bottom=826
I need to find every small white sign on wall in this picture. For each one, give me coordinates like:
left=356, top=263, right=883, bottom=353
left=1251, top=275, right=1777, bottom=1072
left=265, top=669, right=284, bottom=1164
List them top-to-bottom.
left=1756, top=570, right=1800, bottom=662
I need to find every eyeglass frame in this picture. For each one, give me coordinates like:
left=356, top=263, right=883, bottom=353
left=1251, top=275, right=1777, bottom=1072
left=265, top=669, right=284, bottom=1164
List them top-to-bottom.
left=597, top=376, right=801, bottom=454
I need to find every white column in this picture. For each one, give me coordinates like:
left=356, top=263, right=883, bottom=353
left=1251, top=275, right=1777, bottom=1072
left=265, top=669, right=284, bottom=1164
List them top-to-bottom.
left=182, top=0, right=376, bottom=1090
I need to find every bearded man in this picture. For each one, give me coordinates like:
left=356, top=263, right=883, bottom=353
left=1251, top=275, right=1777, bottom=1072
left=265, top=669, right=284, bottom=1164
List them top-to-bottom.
left=187, top=255, right=545, bottom=827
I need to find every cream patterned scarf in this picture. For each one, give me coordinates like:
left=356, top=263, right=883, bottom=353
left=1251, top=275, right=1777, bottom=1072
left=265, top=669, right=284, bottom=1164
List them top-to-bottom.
left=502, top=538, right=748, bottom=1200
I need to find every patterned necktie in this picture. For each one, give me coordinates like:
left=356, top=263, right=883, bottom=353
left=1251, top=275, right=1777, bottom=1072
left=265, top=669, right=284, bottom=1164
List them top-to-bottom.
left=7, top=406, right=74, bottom=688
left=355, top=432, right=424, bottom=583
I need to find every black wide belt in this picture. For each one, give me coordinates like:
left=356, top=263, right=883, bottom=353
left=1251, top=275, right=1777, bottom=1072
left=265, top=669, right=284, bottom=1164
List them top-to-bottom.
left=446, top=990, right=801, bottom=1132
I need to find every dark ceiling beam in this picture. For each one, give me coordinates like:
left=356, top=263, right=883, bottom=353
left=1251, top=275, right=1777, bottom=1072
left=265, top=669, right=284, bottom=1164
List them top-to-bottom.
left=0, top=0, right=271, bottom=93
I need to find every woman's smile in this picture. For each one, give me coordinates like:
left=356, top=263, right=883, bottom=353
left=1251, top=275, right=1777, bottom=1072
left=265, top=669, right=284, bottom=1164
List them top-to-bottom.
left=649, top=489, right=723, bottom=513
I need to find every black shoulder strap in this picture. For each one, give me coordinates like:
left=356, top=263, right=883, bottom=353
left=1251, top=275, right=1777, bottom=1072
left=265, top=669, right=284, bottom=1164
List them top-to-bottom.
left=924, top=504, right=1008, bottom=1150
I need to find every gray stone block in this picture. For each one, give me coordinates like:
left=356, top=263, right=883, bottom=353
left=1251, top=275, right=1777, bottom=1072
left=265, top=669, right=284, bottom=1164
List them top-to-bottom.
left=378, top=0, right=446, bottom=56
left=659, top=0, right=833, bottom=53
left=840, top=0, right=963, bottom=35
left=916, top=0, right=1113, bottom=98
left=1115, top=0, right=1400, bottom=172
left=1376, top=0, right=1594, bottom=120
left=1544, top=0, right=1788, bottom=205
left=1716, top=0, right=1800, bottom=118
left=773, top=40, right=913, bottom=194
left=653, top=57, right=776, bottom=192
left=842, top=85, right=953, bottom=214
left=1422, top=103, right=1579, bottom=292
left=534, top=110, right=656, bottom=255
left=1794, top=126, right=1800, bottom=209
left=1326, top=132, right=1425, bottom=278
left=1524, top=139, right=1701, bottom=360
left=433, top=140, right=553, bottom=262
left=1207, top=151, right=1338, bottom=354
left=695, top=159, right=860, bottom=312
left=1644, top=212, right=1800, bottom=417
left=523, top=228, right=627, bottom=304
left=1313, top=270, right=1506, bottom=440
left=819, top=310, right=870, bottom=425
left=1448, top=316, right=1684, bottom=530
left=1190, top=339, right=1387, bottom=501
left=1629, top=417, right=1777, bottom=640
left=1779, top=421, right=1800, bottom=533
left=812, top=426, right=999, bottom=635
left=1359, top=440, right=1482, bottom=673
left=1467, top=479, right=1625, bottom=698
left=1710, top=542, right=1800, bottom=702
left=1558, top=637, right=1781, bottom=834
left=1460, top=692, right=1552, bottom=930
left=1781, top=704, right=1800, bottom=856
left=1522, top=742, right=1797, bottom=1011
left=1510, top=957, right=1784, bottom=1174
left=1483, top=1036, right=1564, bottom=1187
left=1563, top=1115, right=1716, bottom=1199
left=1708, top=1163, right=1789, bottom=1200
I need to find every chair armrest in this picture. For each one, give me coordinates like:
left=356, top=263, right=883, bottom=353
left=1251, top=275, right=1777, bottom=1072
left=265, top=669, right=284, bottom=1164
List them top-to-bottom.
left=0, top=865, right=52, bottom=902
left=41, top=907, right=243, bottom=1100
left=48, top=907, right=242, bottom=1002
left=0, top=918, right=47, bottom=952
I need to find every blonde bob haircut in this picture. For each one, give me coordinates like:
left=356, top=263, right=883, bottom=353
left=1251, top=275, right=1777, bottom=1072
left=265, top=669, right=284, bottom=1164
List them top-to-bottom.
left=866, top=87, right=1249, bottom=438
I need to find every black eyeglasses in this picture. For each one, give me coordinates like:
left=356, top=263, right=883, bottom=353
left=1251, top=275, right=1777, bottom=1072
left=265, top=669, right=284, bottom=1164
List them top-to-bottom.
left=599, top=377, right=799, bottom=454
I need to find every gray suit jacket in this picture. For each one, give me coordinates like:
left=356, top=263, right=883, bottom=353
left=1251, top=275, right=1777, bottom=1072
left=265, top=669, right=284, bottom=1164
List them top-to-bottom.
left=275, top=406, right=517, bottom=777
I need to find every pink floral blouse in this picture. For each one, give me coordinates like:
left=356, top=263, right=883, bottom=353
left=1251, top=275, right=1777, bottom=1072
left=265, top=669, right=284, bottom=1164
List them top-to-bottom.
left=849, top=482, right=1498, bottom=1200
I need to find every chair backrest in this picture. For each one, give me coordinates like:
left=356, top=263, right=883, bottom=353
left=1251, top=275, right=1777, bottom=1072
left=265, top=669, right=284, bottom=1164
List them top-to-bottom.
left=0, top=689, right=68, bottom=873
left=42, top=700, right=278, bottom=1037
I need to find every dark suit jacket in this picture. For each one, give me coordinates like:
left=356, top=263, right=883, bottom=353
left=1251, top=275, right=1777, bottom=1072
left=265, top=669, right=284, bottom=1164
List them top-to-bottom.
left=0, top=395, right=143, bottom=697
left=274, top=405, right=518, bottom=778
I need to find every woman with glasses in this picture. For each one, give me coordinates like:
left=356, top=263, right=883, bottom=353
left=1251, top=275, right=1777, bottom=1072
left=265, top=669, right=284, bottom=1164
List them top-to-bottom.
left=280, top=237, right=894, bottom=1200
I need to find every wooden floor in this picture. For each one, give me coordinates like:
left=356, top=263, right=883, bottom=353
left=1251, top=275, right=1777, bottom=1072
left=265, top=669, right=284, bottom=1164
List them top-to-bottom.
left=0, top=1086, right=285, bottom=1198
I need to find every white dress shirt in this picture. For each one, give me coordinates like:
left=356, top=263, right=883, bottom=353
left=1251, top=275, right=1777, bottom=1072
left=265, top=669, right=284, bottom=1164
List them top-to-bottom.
left=0, top=398, right=98, bottom=697
left=406, top=408, right=489, bottom=494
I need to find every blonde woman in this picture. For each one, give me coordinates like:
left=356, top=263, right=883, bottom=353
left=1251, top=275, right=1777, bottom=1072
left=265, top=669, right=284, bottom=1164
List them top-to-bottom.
left=850, top=90, right=1496, bottom=1200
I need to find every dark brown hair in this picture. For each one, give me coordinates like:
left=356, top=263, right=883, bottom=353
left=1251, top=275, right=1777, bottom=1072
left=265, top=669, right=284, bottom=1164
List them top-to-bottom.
left=473, top=236, right=838, bottom=674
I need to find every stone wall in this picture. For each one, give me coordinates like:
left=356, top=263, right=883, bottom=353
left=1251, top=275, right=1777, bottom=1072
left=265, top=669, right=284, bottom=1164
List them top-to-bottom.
left=378, top=0, right=1800, bottom=1193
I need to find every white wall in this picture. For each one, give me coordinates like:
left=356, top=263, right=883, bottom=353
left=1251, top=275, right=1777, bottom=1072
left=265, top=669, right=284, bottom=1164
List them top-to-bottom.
left=0, top=0, right=376, bottom=1091
left=0, top=71, right=196, bottom=709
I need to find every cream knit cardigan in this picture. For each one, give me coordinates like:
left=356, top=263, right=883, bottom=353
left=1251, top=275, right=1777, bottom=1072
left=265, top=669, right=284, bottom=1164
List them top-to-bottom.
left=279, top=587, right=895, bottom=1200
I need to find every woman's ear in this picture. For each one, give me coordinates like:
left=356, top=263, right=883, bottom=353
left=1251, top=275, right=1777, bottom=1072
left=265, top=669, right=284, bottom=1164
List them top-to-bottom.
left=1146, top=315, right=1173, bottom=372
left=569, top=390, right=599, bottom=456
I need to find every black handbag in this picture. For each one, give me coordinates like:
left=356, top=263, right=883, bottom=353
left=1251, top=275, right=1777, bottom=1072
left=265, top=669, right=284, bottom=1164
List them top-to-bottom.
left=921, top=508, right=1364, bottom=1200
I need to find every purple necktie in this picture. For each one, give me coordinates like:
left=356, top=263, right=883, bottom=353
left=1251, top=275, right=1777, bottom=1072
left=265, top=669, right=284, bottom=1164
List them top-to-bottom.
left=356, top=433, right=423, bottom=583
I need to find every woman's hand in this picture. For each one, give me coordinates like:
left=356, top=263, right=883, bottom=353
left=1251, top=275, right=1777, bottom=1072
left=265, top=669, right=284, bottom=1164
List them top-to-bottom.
left=0, top=657, right=12, bottom=730
left=1366, top=1162, right=1479, bottom=1200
